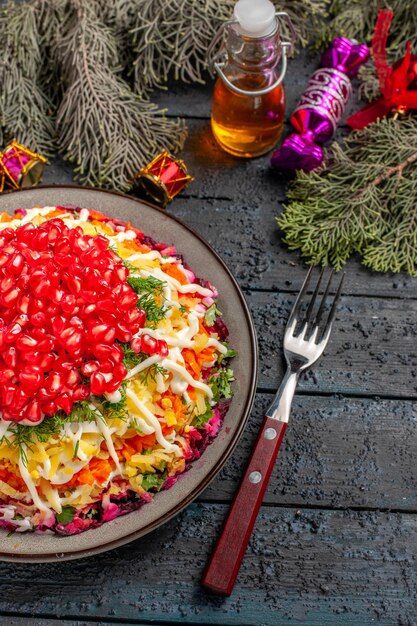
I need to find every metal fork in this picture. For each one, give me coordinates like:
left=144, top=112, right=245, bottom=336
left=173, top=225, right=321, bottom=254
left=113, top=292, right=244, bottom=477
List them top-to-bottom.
left=202, top=267, right=344, bottom=596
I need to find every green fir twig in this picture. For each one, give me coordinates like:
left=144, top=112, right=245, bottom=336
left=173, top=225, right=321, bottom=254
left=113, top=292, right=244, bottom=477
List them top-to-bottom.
left=0, top=0, right=56, bottom=153
left=55, top=0, right=186, bottom=190
left=277, top=117, right=417, bottom=276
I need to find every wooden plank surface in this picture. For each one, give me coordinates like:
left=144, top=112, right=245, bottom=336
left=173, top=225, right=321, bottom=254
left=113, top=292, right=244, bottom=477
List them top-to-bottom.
left=248, top=291, right=417, bottom=398
left=201, top=393, right=417, bottom=511
left=0, top=504, right=415, bottom=625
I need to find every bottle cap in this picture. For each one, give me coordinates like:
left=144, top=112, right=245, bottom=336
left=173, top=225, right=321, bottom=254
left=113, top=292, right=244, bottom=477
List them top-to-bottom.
left=233, top=0, right=276, bottom=38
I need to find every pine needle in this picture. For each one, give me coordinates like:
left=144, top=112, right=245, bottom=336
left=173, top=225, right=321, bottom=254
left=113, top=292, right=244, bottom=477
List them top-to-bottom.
left=0, top=0, right=56, bottom=153
left=55, top=0, right=186, bottom=190
left=277, top=117, right=417, bottom=276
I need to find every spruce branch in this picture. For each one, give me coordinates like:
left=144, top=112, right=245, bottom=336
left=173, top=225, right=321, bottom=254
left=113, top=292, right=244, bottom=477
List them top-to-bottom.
left=0, top=0, right=56, bottom=153
left=55, top=0, right=186, bottom=190
left=277, top=117, right=417, bottom=276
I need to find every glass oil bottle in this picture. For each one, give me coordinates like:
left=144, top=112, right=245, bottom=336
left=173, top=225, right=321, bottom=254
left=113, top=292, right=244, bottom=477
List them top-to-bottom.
left=209, top=0, right=295, bottom=158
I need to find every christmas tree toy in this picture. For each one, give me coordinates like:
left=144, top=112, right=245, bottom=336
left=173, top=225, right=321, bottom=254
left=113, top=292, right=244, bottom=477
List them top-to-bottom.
left=271, top=37, right=369, bottom=172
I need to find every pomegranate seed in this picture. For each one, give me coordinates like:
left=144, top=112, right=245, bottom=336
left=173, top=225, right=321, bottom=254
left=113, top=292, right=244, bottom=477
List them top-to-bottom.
left=0, top=252, right=10, bottom=268
left=8, top=253, right=25, bottom=275
left=55, top=253, right=73, bottom=268
left=115, top=265, right=129, bottom=281
left=1, top=275, right=14, bottom=292
left=33, top=278, right=51, bottom=298
left=49, top=287, right=64, bottom=304
left=2, top=288, right=21, bottom=307
left=16, top=294, right=30, bottom=314
left=61, top=294, right=77, bottom=314
left=31, top=297, right=46, bottom=311
left=96, top=298, right=114, bottom=312
left=82, top=303, right=97, bottom=316
left=30, top=312, right=47, bottom=327
left=12, top=313, right=29, bottom=328
left=51, top=315, right=67, bottom=335
left=69, top=316, right=83, bottom=328
left=5, top=323, right=22, bottom=342
left=91, top=324, right=116, bottom=343
left=115, top=324, right=132, bottom=343
left=31, top=327, right=46, bottom=338
left=15, top=334, right=38, bottom=351
left=141, top=334, right=158, bottom=355
left=36, top=337, right=54, bottom=352
left=131, top=337, right=142, bottom=353
left=157, top=340, right=169, bottom=357
left=93, top=344, right=113, bottom=359
left=109, top=344, right=124, bottom=362
left=3, top=347, right=17, bottom=368
left=37, top=352, right=55, bottom=370
left=99, top=359, right=113, bottom=374
left=81, top=360, right=100, bottom=376
left=113, top=363, right=128, bottom=379
left=2, top=368, right=15, bottom=381
left=19, top=368, right=42, bottom=390
left=66, top=368, right=81, bottom=387
left=48, top=371, right=63, bottom=393
left=90, top=371, right=106, bottom=395
left=105, top=378, right=123, bottom=393
left=3, top=384, right=16, bottom=405
left=72, top=385, right=90, bottom=401
left=38, top=387, right=55, bottom=401
left=14, top=389, right=30, bottom=411
left=55, top=394, right=73, bottom=414
left=25, top=399, right=42, bottom=423
left=42, top=401, right=58, bottom=416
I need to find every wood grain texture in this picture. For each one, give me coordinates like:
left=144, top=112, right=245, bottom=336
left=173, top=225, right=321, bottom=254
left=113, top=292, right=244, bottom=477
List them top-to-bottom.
left=168, top=195, right=417, bottom=297
left=247, top=292, right=417, bottom=398
left=201, top=393, right=417, bottom=511
left=0, top=504, right=415, bottom=625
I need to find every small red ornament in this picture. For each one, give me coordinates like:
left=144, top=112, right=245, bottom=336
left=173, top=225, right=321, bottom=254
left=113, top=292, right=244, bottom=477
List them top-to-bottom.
left=347, top=10, right=417, bottom=129
left=0, top=140, right=47, bottom=192
left=132, top=150, right=192, bottom=207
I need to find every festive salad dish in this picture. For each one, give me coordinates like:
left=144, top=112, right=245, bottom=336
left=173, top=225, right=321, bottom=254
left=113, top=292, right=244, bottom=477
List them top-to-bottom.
left=0, top=206, right=235, bottom=535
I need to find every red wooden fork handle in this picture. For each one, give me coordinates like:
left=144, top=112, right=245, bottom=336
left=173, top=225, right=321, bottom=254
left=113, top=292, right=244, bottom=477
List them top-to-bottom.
left=201, top=415, right=287, bottom=596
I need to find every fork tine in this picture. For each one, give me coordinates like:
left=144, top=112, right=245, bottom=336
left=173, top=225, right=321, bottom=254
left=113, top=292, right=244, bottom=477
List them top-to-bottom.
left=287, top=265, right=314, bottom=327
left=304, top=266, right=326, bottom=330
left=313, top=269, right=334, bottom=330
left=319, top=272, right=345, bottom=343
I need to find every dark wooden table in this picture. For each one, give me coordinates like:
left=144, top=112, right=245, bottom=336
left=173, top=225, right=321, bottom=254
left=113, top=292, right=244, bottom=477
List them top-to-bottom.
left=0, top=51, right=416, bottom=626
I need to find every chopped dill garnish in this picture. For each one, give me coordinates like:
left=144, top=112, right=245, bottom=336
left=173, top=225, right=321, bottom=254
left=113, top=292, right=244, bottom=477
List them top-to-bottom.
left=127, top=274, right=169, bottom=327
left=179, top=304, right=187, bottom=314
left=120, top=343, right=143, bottom=369
left=141, top=363, right=167, bottom=386
left=96, top=382, right=129, bottom=421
